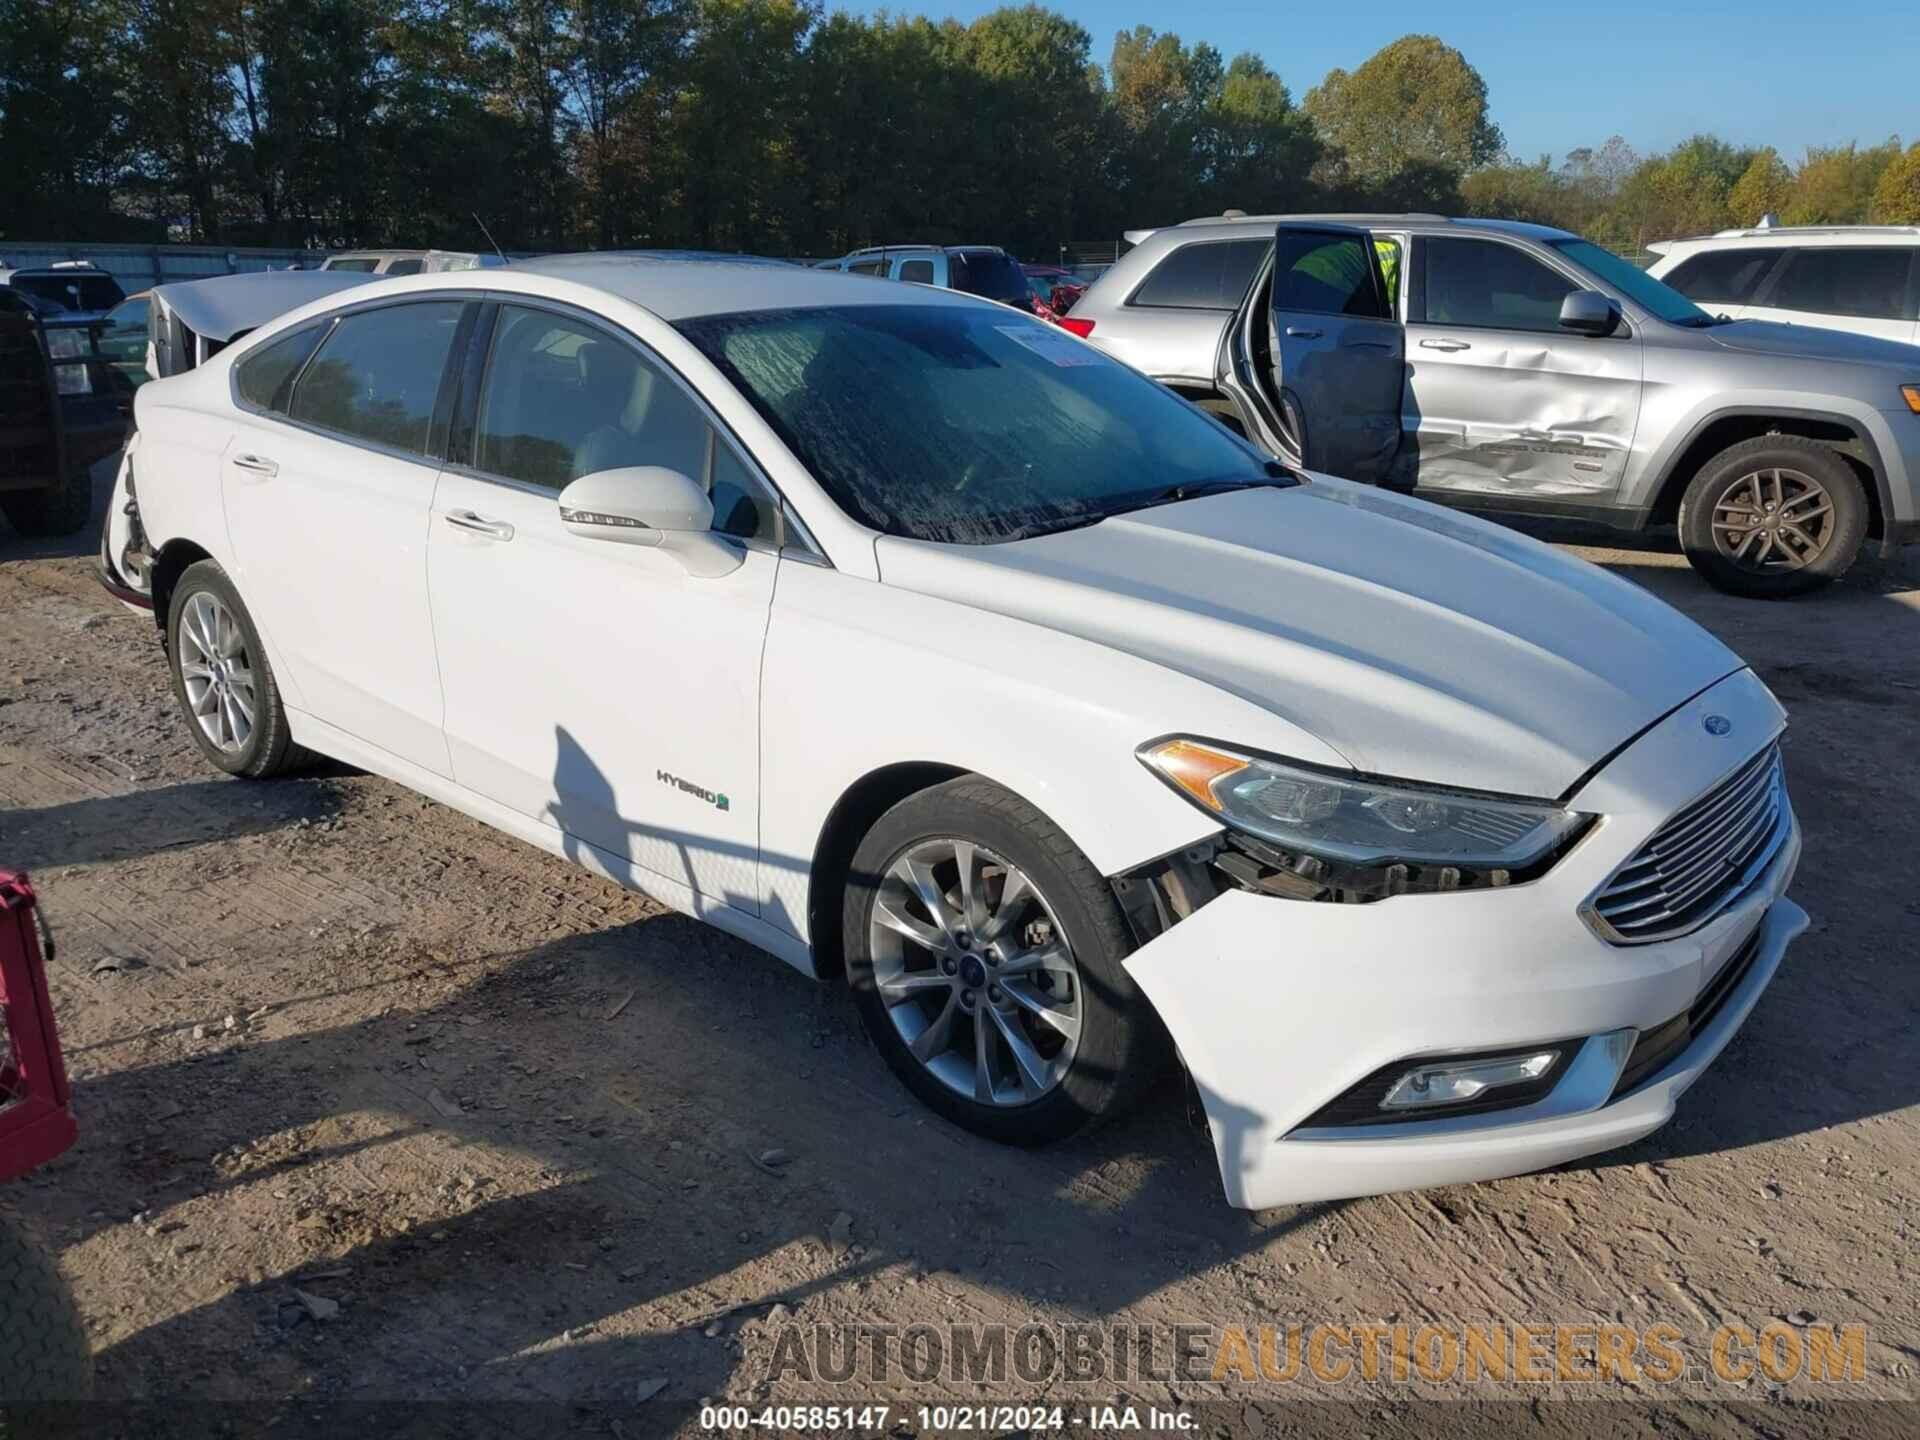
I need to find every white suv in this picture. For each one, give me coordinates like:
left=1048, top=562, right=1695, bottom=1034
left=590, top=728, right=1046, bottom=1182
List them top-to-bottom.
left=1647, top=224, right=1920, bottom=346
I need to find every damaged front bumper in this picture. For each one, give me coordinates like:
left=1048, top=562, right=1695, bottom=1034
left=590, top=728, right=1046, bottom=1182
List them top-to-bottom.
left=1124, top=668, right=1806, bottom=1210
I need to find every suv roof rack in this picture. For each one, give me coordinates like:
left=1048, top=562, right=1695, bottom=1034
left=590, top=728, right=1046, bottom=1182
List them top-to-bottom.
left=1175, top=211, right=1450, bottom=227
left=1697, top=223, right=1920, bottom=240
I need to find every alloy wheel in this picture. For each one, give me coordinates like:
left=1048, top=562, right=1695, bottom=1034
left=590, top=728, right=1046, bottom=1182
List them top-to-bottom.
left=1711, top=467, right=1836, bottom=573
left=177, top=592, right=256, bottom=753
left=867, top=838, right=1083, bottom=1106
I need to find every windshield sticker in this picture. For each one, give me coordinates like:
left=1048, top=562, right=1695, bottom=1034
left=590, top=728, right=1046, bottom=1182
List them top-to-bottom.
left=995, top=324, right=1106, bottom=367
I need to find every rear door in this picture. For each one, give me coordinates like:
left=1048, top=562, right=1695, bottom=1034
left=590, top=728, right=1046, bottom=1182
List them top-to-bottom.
left=1258, top=223, right=1404, bottom=481
left=222, top=298, right=468, bottom=775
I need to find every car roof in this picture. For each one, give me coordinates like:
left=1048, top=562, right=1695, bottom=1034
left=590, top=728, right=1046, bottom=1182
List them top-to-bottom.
left=1132, top=213, right=1579, bottom=245
left=1653, top=224, right=1920, bottom=252
left=503, top=252, right=986, bottom=321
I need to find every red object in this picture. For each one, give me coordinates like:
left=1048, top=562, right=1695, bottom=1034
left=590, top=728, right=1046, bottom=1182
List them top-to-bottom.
left=1057, top=316, right=1096, bottom=338
left=0, top=870, right=76, bottom=1181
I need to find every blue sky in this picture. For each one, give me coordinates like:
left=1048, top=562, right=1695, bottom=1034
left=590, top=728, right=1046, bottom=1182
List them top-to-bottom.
left=885, top=1, right=1915, bottom=163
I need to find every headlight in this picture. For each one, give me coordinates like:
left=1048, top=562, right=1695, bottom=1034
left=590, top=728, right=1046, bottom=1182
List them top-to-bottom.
left=43, top=328, right=88, bottom=360
left=1138, top=738, right=1589, bottom=893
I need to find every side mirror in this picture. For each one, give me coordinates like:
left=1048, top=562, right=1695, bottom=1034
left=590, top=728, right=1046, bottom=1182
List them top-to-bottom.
left=1559, top=290, right=1622, bottom=338
left=557, top=466, right=741, bottom=577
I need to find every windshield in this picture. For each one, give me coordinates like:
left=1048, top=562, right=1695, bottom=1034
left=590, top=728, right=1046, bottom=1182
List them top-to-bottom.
left=1549, top=239, right=1714, bottom=326
left=14, top=272, right=125, bottom=313
left=676, top=304, right=1273, bottom=544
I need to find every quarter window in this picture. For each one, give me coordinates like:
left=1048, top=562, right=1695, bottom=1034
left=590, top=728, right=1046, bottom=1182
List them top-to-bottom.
left=1420, top=237, right=1575, bottom=332
left=1131, top=239, right=1269, bottom=311
left=1663, top=248, right=1777, bottom=305
left=1767, top=248, right=1912, bottom=320
left=898, top=259, right=935, bottom=284
left=288, top=301, right=462, bottom=454
left=473, top=305, right=780, bottom=543
left=235, top=323, right=326, bottom=413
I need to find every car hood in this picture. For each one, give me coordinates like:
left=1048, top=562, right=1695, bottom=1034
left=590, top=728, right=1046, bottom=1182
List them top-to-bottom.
left=1701, top=318, right=1920, bottom=368
left=873, top=481, right=1744, bottom=799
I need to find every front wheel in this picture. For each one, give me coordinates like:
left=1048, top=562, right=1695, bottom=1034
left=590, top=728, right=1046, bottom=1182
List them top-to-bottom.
left=1677, top=435, right=1868, bottom=598
left=0, top=467, right=91, bottom=538
left=843, top=777, right=1169, bottom=1145
left=0, top=1210, right=93, bottom=1408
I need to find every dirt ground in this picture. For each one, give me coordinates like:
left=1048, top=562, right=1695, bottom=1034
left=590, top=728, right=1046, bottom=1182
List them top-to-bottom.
left=2, top=465, right=1916, bottom=1437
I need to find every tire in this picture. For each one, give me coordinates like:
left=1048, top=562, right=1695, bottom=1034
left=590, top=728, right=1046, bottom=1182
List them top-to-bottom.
left=1677, top=435, right=1868, bottom=598
left=0, top=467, right=92, bottom=538
left=166, top=560, right=310, bottom=778
left=843, top=777, right=1170, bottom=1145
left=0, top=1210, right=92, bottom=1409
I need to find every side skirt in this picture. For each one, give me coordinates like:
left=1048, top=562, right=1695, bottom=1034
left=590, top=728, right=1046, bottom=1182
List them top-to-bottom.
left=285, top=709, right=819, bottom=979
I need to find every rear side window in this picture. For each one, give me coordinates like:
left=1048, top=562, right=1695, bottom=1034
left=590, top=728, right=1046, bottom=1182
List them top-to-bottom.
left=1273, top=232, right=1392, bottom=318
left=1130, top=239, right=1269, bottom=311
left=1663, top=248, right=1777, bottom=305
left=1767, top=248, right=1912, bottom=320
left=948, top=251, right=1029, bottom=304
left=323, top=258, right=379, bottom=273
left=383, top=258, right=424, bottom=276
left=849, top=259, right=888, bottom=277
left=898, top=259, right=935, bottom=284
left=14, top=273, right=124, bottom=313
left=289, top=302, right=463, bottom=454
left=235, top=324, right=325, bottom=413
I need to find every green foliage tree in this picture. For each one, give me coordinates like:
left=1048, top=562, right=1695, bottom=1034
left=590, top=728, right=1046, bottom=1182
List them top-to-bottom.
left=1305, top=35, right=1501, bottom=205
left=1785, top=138, right=1902, bottom=224
left=1872, top=142, right=1920, bottom=224
left=1728, top=147, right=1793, bottom=225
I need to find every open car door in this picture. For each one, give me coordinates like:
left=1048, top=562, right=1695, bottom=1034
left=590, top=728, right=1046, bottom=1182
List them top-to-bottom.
left=1218, top=223, right=1404, bottom=483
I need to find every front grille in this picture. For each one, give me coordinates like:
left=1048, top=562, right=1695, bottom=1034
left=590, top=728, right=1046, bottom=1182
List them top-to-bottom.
left=1587, top=744, right=1786, bottom=944
left=1611, top=921, right=1766, bottom=1098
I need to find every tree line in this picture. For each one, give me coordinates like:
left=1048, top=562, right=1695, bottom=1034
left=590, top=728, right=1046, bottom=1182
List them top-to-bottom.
left=4, top=2, right=1917, bottom=258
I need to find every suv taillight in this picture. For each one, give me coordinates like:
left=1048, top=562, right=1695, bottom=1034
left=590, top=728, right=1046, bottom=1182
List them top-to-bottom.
left=1057, top=317, right=1096, bottom=338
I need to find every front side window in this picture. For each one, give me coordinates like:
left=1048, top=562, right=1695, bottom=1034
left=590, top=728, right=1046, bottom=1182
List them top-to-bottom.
left=1272, top=232, right=1391, bottom=318
left=1420, top=237, right=1575, bottom=331
left=1131, top=239, right=1270, bottom=311
left=1768, top=247, right=1912, bottom=320
left=1663, top=248, right=1777, bottom=305
left=849, top=259, right=889, bottom=277
left=289, top=301, right=463, bottom=454
left=676, top=303, right=1273, bottom=545
left=474, top=305, right=777, bottom=541
left=235, top=323, right=326, bottom=413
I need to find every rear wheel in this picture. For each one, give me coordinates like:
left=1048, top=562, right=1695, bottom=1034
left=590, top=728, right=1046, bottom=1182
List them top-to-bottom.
left=1678, top=435, right=1867, bottom=598
left=0, top=467, right=91, bottom=538
left=166, top=560, right=310, bottom=778
left=843, top=777, right=1169, bottom=1145
left=0, top=1210, right=92, bottom=1408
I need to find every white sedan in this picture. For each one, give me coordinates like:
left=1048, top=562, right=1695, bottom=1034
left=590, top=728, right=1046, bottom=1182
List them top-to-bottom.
left=99, top=256, right=1806, bottom=1209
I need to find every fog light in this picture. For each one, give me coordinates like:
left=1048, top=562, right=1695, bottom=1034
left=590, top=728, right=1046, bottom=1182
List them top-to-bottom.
left=1380, top=1050, right=1560, bottom=1110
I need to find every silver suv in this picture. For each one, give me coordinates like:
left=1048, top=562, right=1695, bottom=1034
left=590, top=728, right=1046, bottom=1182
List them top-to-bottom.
left=1067, top=214, right=1920, bottom=596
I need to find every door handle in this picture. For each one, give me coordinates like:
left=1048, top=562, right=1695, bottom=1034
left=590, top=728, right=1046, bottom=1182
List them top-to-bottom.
left=1283, top=326, right=1323, bottom=339
left=1419, top=338, right=1470, bottom=352
left=231, top=453, right=278, bottom=477
left=442, top=510, right=515, bottom=542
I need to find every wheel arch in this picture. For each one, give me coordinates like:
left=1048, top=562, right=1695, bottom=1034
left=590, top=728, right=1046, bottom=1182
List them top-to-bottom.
left=1648, top=407, right=1891, bottom=541
left=147, top=538, right=215, bottom=641
left=805, top=761, right=968, bottom=980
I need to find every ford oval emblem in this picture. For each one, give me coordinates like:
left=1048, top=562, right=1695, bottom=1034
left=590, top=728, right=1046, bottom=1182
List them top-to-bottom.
left=1703, top=715, right=1732, bottom=736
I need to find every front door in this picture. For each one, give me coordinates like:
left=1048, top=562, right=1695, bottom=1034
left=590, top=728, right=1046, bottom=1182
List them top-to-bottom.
left=1261, top=224, right=1405, bottom=482
left=1402, top=235, right=1643, bottom=501
left=222, top=298, right=468, bottom=775
left=425, top=301, right=780, bottom=911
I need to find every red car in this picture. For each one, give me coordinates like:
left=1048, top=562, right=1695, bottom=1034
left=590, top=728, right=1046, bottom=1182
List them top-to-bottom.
left=1022, top=264, right=1088, bottom=320
left=1, top=869, right=91, bottom=1405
